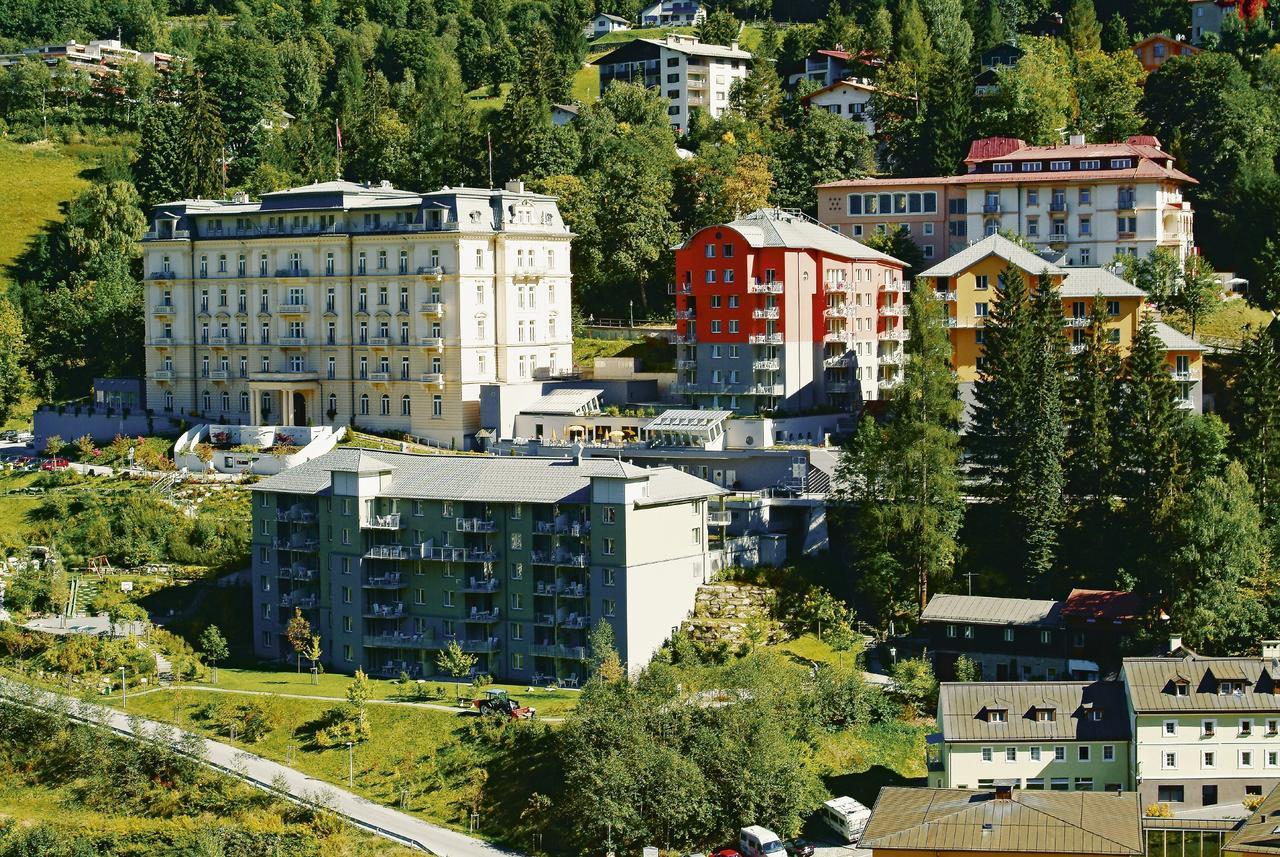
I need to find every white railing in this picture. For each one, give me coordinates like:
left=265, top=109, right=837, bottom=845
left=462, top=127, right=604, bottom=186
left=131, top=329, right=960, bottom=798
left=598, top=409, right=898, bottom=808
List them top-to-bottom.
left=749, top=333, right=783, bottom=345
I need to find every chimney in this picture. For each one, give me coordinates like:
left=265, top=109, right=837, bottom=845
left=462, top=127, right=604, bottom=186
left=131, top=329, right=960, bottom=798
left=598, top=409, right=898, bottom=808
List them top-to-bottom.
left=730, top=39, right=739, bottom=51
left=1068, top=133, right=1086, bottom=146
left=505, top=179, right=525, bottom=193
left=572, top=442, right=584, bottom=465
left=1169, top=635, right=1183, bottom=653
left=1263, top=641, right=1280, bottom=659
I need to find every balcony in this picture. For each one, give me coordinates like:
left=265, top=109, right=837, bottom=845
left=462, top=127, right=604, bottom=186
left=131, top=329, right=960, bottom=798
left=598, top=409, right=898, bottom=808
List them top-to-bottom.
left=1117, top=197, right=1137, bottom=212
left=1049, top=200, right=1068, bottom=212
left=982, top=201, right=1002, bottom=214
left=1117, top=231, right=1136, bottom=240
left=1048, top=232, right=1069, bottom=247
left=418, top=266, right=445, bottom=279
left=275, top=268, right=310, bottom=278
left=149, top=270, right=178, bottom=279
left=879, top=280, right=908, bottom=294
left=747, top=281, right=784, bottom=294
left=825, top=281, right=852, bottom=294
left=669, top=282, right=692, bottom=295
left=938, top=290, right=958, bottom=302
left=278, top=302, right=308, bottom=315
left=419, top=302, right=444, bottom=315
left=152, top=303, right=176, bottom=315
left=880, top=304, right=909, bottom=317
left=823, top=306, right=849, bottom=318
left=752, top=307, right=780, bottom=320
left=675, top=309, right=696, bottom=320
left=1063, top=316, right=1089, bottom=329
left=878, top=327, right=909, bottom=341
left=823, top=331, right=848, bottom=343
left=749, top=333, right=783, bottom=345
left=673, top=335, right=696, bottom=345
left=152, top=336, right=175, bottom=347
left=279, top=336, right=308, bottom=347
left=368, top=336, right=392, bottom=347
left=419, top=337, right=444, bottom=349
left=1069, top=343, right=1087, bottom=355
left=880, top=351, right=907, bottom=366
left=823, top=353, right=848, bottom=368
left=753, top=358, right=779, bottom=371
left=676, top=359, right=697, bottom=370
left=207, top=369, right=229, bottom=381
left=1170, top=369, right=1201, bottom=381
left=153, top=370, right=175, bottom=381
left=367, top=371, right=391, bottom=382
left=420, top=372, right=444, bottom=386
left=878, top=378, right=902, bottom=391
left=826, top=382, right=851, bottom=394
left=746, top=383, right=784, bottom=396
left=277, top=507, right=317, bottom=523
left=708, top=510, right=731, bottom=526
left=365, top=513, right=402, bottom=530
left=456, top=517, right=497, bottom=533
left=534, top=520, right=590, bottom=537
left=274, top=538, right=319, bottom=553
left=364, top=544, right=422, bottom=561
left=425, top=545, right=497, bottom=563
left=531, top=551, right=590, bottom=568
left=281, top=566, right=319, bottom=582
left=364, top=573, right=404, bottom=588
left=463, top=576, right=500, bottom=593
left=557, top=582, right=588, bottom=597
left=279, top=594, right=318, bottom=610
left=364, top=603, right=406, bottom=619
left=466, top=607, right=501, bottom=622
left=533, top=614, right=556, bottom=627
left=559, top=614, right=591, bottom=630
left=366, top=633, right=432, bottom=649
left=458, top=638, right=501, bottom=654
left=529, top=643, right=587, bottom=660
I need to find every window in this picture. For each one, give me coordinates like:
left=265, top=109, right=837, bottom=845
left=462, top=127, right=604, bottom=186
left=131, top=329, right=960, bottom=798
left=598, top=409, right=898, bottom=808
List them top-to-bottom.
left=1111, top=158, right=1133, bottom=169
left=1051, top=160, right=1071, bottom=171
left=1021, top=161, right=1041, bottom=172
left=993, top=163, right=1013, bottom=173
left=1079, top=188, right=1091, bottom=205
left=1027, top=189, right=1040, bottom=206
left=924, top=222, right=934, bottom=236
left=705, top=244, right=717, bottom=258
left=975, top=275, right=989, bottom=290
left=401, top=395, right=411, bottom=416
left=432, top=395, right=443, bottom=417
left=602, top=506, right=616, bottom=524
left=510, top=533, right=522, bottom=550
left=603, top=537, right=616, bottom=556
left=603, top=568, right=616, bottom=586
left=342, top=586, right=352, bottom=604
left=443, top=590, right=454, bottom=607
left=510, top=592, right=523, bottom=610
left=603, top=598, right=616, bottom=617
left=946, top=624, right=957, bottom=638
left=963, top=625, right=974, bottom=639
left=1003, top=627, right=1013, bottom=641
left=1040, top=630, right=1051, bottom=644
left=988, top=709, right=1007, bottom=723
left=1036, top=709, right=1055, bottom=723
left=1241, top=719, right=1254, bottom=736
left=1267, top=719, right=1279, bottom=735
left=1202, top=720, right=1216, bottom=738
left=1079, top=746, right=1090, bottom=762
left=981, top=747, right=993, bottom=762
left=1005, top=747, right=1017, bottom=762
left=1030, top=747, right=1042, bottom=761
left=1055, top=747, right=1066, bottom=761
left=1241, top=750, right=1254, bottom=768
left=1267, top=750, right=1279, bottom=768
left=1163, top=751, right=1178, bottom=770
left=1202, top=751, right=1215, bottom=769
left=1075, top=777, right=1093, bottom=791
left=1026, top=778, right=1045, bottom=790
left=1050, top=778, right=1069, bottom=791
left=1158, top=785, right=1184, bottom=803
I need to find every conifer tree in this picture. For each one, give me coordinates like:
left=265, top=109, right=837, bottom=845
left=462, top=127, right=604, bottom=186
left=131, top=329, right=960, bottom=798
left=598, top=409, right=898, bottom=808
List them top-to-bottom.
left=1064, top=0, right=1102, bottom=53
left=180, top=77, right=226, bottom=200
left=836, top=286, right=963, bottom=622
left=1067, top=295, right=1121, bottom=504
left=1233, top=323, right=1280, bottom=533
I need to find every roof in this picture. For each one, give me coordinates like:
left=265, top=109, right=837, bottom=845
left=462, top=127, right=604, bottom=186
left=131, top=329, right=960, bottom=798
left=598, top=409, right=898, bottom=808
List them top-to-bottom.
left=594, top=12, right=629, bottom=23
left=1134, top=33, right=1200, bottom=49
left=629, top=35, right=751, bottom=60
left=800, top=78, right=877, bottom=102
left=552, top=103, right=580, bottom=115
left=687, top=208, right=905, bottom=267
left=918, top=234, right=1066, bottom=280
left=1059, top=268, right=1147, bottom=299
left=1154, top=321, right=1206, bottom=352
left=523, top=388, right=603, bottom=415
left=644, top=409, right=732, bottom=433
left=252, top=447, right=725, bottom=505
left=1061, top=589, right=1147, bottom=622
left=921, top=593, right=1062, bottom=628
left=1122, top=652, right=1280, bottom=713
left=938, top=682, right=1131, bottom=743
left=1225, top=784, right=1280, bottom=855
left=860, top=787, right=1144, bottom=855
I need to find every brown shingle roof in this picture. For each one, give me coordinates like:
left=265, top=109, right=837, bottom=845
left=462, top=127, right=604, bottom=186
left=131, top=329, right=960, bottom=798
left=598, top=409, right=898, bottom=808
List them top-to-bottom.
left=1061, top=589, right=1147, bottom=622
left=920, top=594, right=1063, bottom=628
left=1122, top=654, right=1280, bottom=713
left=939, top=682, right=1131, bottom=743
left=861, top=787, right=1144, bottom=855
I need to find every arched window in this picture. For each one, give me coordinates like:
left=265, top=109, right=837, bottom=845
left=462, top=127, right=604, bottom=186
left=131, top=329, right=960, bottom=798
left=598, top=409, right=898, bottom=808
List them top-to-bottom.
left=201, top=391, right=211, bottom=412
left=164, top=392, right=173, bottom=412
left=220, top=392, right=230, bottom=412
left=240, top=392, right=249, bottom=412
left=328, top=393, right=337, bottom=415
left=359, top=394, right=369, bottom=415
left=380, top=395, right=390, bottom=416
left=401, top=395, right=411, bottom=416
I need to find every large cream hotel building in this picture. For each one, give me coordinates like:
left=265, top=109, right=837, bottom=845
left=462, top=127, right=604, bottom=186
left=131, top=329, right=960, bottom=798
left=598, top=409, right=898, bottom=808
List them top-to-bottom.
left=141, top=180, right=573, bottom=449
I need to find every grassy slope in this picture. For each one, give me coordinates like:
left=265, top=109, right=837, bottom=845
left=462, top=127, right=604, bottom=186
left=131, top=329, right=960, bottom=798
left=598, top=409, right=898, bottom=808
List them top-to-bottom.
left=0, top=141, right=93, bottom=286
left=1163, top=299, right=1274, bottom=346
left=572, top=336, right=676, bottom=371
left=0, top=473, right=43, bottom=550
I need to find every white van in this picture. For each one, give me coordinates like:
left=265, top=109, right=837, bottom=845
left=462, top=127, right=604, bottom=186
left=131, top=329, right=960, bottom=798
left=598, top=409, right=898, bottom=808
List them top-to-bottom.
left=820, top=796, right=871, bottom=844
left=739, top=826, right=786, bottom=857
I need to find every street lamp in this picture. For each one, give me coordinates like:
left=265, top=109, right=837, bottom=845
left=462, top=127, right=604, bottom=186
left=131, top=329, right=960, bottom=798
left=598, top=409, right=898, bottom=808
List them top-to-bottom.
left=889, top=646, right=898, bottom=665
left=120, top=667, right=127, bottom=705
left=345, top=741, right=354, bottom=787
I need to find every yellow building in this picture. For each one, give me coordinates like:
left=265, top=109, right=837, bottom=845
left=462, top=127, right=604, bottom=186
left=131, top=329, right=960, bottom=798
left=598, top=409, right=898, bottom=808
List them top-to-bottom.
left=917, top=235, right=1204, bottom=411
left=860, top=785, right=1144, bottom=857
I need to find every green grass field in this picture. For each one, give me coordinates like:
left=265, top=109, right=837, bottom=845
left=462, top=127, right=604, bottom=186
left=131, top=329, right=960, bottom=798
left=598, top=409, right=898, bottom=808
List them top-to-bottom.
left=0, top=141, right=95, bottom=285
left=1164, top=299, right=1274, bottom=346
left=572, top=335, right=675, bottom=371
left=0, top=472, right=43, bottom=550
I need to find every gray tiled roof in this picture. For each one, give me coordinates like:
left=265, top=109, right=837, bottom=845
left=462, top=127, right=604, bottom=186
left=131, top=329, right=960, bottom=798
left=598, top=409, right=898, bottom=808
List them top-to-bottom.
left=711, top=209, right=906, bottom=266
left=919, top=234, right=1066, bottom=280
left=1059, top=268, right=1147, bottom=298
left=1154, top=321, right=1206, bottom=352
left=523, top=388, right=604, bottom=415
left=251, top=448, right=724, bottom=506
left=921, top=594, right=1062, bottom=628
left=1122, top=653, right=1280, bottom=713
left=938, top=682, right=1131, bottom=743
left=861, top=788, right=1144, bottom=855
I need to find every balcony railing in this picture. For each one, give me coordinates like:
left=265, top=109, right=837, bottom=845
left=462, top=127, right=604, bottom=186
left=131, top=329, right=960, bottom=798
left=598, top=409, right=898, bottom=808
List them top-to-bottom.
left=1049, top=200, right=1068, bottom=212
left=982, top=201, right=1002, bottom=213
left=418, top=266, right=445, bottom=278
left=275, top=268, right=310, bottom=278
left=879, top=280, right=908, bottom=293
left=747, top=281, right=784, bottom=294
left=825, top=281, right=852, bottom=294
left=669, top=282, right=692, bottom=295
left=938, top=290, right=958, bottom=302
left=278, top=302, right=308, bottom=314
left=419, top=302, right=444, bottom=315
left=152, top=303, right=176, bottom=315
left=881, top=305, right=909, bottom=317
left=823, top=306, right=849, bottom=318
left=752, top=307, right=780, bottom=320
left=675, top=309, right=696, bottom=320
left=1063, top=316, right=1089, bottom=329
left=878, top=327, right=909, bottom=341
left=823, top=331, right=848, bottom=343
left=749, top=333, right=783, bottom=345
left=674, top=335, right=696, bottom=345
left=152, top=336, right=175, bottom=347
left=279, top=337, right=308, bottom=347
left=419, top=337, right=444, bottom=349
left=823, top=353, right=848, bottom=367
left=753, top=358, right=779, bottom=371
left=676, top=359, right=697, bottom=370
left=207, top=369, right=229, bottom=381
left=1170, top=369, right=1201, bottom=381
left=152, top=370, right=175, bottom=381
left=368, top=371, right=391, bottom=382
left=420, top=372, right=444, bottom=386
left=878, top=378, right=902, bottom=391
left=826, top=382, right=851, bottom=394
left=746, top=383, right=784, bottom=396
left=708, top=510, right=732, bottom=526
left=365, top=513, right=401, bottom=530
left=456, top=517, right=497, bottom=533
left=274, top=538, right=319, bottom=553
left=364, top=544, right=421, bottom=561
left=424, top=545, right=497, bottom=563
left=531, top=551, right=590, bottom=568
left=280, top=565, right=318, bottom=581
left=364, top=573, right=404, bottom=588
left=463, top=577, right=500, bottom=593
left=279, top=594, right=318, bottom=610
left=364, top=603, right=406, bottom=618
left=466, top=607, right=501, bottom=622
left=366, top=633, right=432, bottom=649
left=459, top=638, right=501, bottom=653
left=529, top=643, right=587, bottom=660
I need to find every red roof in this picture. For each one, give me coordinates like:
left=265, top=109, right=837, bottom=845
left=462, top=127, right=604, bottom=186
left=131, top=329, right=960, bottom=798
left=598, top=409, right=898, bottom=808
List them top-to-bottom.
left=1126, top=134, right=1161, bottom=148
left=965, top=137, right=1026, bottom=162
left=816, top=160, right=1196, bottom=188
left=1062, top=589, right=1148, bottom=622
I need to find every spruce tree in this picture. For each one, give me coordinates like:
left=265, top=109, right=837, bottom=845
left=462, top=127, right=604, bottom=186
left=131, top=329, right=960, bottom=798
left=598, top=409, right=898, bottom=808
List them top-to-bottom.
left=895, top=0, right=934, bottom=69
left=1064, top=0, right=1102, bottom=53
left=180, top=77, right=227, bottom=200
left=836, top=286, right=963, bottom=622
left=1233, top=323, right=1280, bottom=533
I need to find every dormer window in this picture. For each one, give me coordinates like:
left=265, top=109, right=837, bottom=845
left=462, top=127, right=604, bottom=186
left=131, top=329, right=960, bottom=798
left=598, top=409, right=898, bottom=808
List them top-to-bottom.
left=1020, top=161, right=1041, bottom=171
left=993, top=163, right=1013, bottom=173
left=1174, top=679, right=1190, bottom=697
left=1219, top=681, right=1245, bottom=696
left=1036, top=708, right=1056, bottom=723
left=988, top=709, right=1008, bottom=723
left=1090, top=710, right=1103, bottom=722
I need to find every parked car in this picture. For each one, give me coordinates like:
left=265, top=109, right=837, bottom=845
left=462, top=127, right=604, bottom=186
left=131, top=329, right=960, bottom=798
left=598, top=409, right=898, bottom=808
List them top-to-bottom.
left=0, top=430, right=17, bottom=442
left=40, top=458, right=69, bottom=471
left=740, top=827, right=786, bottom=857
left=783, top=840, right=814, bottom=857
left=711, top=848, right=741, bottom=857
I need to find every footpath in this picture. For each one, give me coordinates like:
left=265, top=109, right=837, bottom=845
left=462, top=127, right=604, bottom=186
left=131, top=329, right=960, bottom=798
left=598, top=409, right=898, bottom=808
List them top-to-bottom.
left=0, top=677, right=521, bottom=857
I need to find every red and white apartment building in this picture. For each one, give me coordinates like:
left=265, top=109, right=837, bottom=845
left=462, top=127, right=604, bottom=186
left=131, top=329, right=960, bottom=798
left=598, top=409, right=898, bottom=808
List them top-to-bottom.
left=671, top=209, right=908, bottom=414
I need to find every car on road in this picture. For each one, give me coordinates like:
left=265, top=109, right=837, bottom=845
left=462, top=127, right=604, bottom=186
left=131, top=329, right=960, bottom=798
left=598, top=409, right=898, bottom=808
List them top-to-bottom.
left=40, top=458, right=69, bottom=471
left=783, top=840, right=814, bottom=857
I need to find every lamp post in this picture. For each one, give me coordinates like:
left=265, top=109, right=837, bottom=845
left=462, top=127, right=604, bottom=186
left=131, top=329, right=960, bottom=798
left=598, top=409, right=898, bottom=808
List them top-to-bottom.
left=120, top=667, right=126, bottom=705
left=345, top=741, right=354, bottom=787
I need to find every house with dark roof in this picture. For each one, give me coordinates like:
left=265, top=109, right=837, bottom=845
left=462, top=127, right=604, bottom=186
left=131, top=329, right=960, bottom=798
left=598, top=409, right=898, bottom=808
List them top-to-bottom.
left=779, top=48, right=880, bottom=89
left=250, top=446, right=724, bottom=684
left=920, top=594, right=1073, bottom=682
left=1122, top=642, right=1280, bottom=811
left=928, top=681, right=1132, bottom=792
left=860, top=786, right=1144, bottom=857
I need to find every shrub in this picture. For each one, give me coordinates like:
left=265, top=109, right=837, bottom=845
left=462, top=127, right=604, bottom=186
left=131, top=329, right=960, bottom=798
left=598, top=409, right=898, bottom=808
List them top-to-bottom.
left=312, top=703, right=370, bottom=748
left=1245, top=795, right=1265, bottom=811
left=1146, top=803, right=1173, bottom=818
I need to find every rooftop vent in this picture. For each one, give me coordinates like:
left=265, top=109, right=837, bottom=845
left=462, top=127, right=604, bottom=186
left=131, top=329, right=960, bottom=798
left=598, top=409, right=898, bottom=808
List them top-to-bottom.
left=1068, top=133, right=1086, bottom=146
left=505, top=179, right=525, bottom=193
left=1169, top=634, right=1183, bottom=653
left=1263, top=640, right=1280, bottom=659
left=982, top=824, right=994, bottom=832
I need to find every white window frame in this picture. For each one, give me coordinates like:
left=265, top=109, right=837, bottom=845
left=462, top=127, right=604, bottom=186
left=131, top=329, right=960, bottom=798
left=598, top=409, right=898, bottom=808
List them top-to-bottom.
left=1164, top=720, right=1178, bottom=736
left=981, top=747, right=993, bottom=762
left=1162, top=751, right=1177, bottom=770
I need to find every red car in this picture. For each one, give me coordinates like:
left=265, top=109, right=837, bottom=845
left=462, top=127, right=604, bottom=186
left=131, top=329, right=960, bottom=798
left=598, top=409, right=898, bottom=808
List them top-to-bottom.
left=41, top=458, right=69, bottom=471
left=712, top=849, right=742, bottom=857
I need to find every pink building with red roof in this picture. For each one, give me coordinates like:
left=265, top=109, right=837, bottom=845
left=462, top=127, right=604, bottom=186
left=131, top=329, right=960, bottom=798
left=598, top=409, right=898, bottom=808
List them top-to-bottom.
left=817, top=134, right=1197, bottom=268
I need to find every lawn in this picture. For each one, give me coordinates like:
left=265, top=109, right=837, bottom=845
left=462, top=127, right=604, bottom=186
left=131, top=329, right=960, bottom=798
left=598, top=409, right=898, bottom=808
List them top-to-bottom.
left=571, top=62, right=600, bottom=104
left=466, top=82, right=511, bottom=118
left=0, top=140, right=95, bottom=286
left=1164, top=299, right=1274, bottom=346
left=572, top=335, right=675, bottom=371
left=0, top=472, right=42, bottom=550
left=195, top=665, right=582, bottom=716
left=115, top=685, right=538, bottom=836
left=817, top=721, right=929, bottom=808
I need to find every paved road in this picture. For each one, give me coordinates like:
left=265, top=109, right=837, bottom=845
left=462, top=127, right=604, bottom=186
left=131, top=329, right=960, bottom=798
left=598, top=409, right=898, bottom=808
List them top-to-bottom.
left=0, top=677, right=521, bottom=857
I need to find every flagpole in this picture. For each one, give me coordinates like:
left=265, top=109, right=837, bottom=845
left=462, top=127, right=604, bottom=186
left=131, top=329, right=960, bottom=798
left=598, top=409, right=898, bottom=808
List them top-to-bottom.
left=335, top=119, right=343, bottom=180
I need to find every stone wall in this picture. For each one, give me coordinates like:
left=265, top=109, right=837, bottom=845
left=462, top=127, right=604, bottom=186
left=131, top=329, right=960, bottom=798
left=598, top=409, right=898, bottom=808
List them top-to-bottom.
left=681, top=583, right=782, bottom=649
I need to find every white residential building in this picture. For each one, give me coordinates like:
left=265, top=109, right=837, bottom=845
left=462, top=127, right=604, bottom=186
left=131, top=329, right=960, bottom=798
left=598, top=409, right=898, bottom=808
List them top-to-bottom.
left=639, top=0, right=706, bottom=26
left=584, top=12, right=630, bottom=38
left=593, top=34, right=751, bottom=131
left=800, top=79, right=876, bottom=135
left=141, top=180, right=573, bottom=449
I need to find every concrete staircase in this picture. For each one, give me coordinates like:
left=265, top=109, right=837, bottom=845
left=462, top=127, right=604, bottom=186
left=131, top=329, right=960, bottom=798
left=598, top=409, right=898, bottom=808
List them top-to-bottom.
left=67, top=575, right=101, bottom=617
